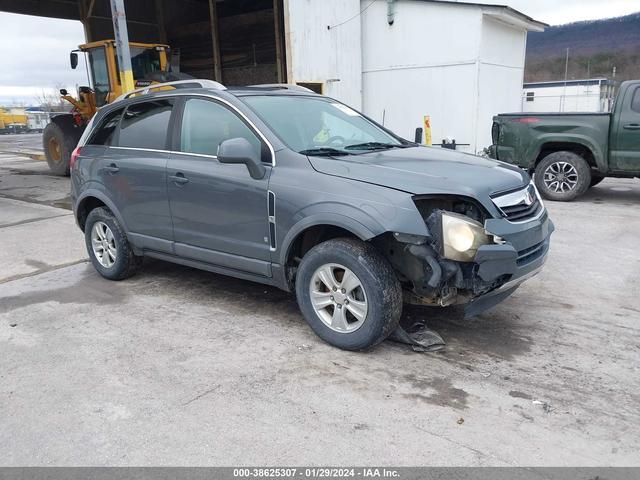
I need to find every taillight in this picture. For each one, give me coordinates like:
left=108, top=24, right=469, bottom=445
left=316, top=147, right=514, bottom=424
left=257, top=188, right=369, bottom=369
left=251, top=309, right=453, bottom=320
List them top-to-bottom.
left=512, top=117, right=540, bottom=124
left=70, top=146, right=81, bottom=170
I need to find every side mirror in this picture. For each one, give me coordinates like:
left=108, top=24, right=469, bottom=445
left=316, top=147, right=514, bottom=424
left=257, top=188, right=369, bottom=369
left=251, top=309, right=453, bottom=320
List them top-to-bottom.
left=70, top=52, right=78, bottom=69
left=217, top=138, right=266, bottom=180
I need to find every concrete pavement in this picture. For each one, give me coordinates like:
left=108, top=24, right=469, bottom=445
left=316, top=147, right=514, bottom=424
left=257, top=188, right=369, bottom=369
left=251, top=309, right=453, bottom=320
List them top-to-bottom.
left=1, top=149, right=639, bottom=466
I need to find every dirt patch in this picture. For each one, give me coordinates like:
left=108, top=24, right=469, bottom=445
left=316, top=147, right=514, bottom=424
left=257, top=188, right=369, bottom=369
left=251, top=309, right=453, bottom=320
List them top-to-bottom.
left=0, top=268, right=128, bottom=313
left=402, top=375, right=469, bottom=410
left=509, top=390, right=533, bottom=400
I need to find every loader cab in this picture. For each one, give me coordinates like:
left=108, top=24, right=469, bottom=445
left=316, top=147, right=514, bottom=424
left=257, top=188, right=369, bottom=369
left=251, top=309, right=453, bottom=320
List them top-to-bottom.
left=73, top=40, right=170, bottom=107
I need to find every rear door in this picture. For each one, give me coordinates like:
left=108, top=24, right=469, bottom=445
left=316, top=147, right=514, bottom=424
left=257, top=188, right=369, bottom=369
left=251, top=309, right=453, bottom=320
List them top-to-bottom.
left=611, top=84, right=640, bottom=172
left=166, top=96, right=272, bottom=276
left=98, top=99, right=175, bottom=252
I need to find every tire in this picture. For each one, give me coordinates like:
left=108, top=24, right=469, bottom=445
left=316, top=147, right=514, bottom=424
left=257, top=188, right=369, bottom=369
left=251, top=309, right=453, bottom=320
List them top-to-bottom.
left=42, top=117, right=81, bottom=176
left=534, top=151, right=591, bottom=202
left=590, top=175, right=605, bottom=188
left=84, top=207, right=142, bottom=281
left=295, top=238, right=402, bottom=351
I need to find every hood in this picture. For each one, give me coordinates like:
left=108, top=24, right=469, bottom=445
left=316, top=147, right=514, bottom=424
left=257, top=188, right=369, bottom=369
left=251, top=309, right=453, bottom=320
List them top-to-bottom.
left=307, top=146, right=529, bottom=199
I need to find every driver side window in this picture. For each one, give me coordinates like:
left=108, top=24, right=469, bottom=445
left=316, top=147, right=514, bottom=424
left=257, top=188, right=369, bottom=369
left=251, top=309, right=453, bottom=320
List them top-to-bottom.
left=179, top=98, right=264, bottom=160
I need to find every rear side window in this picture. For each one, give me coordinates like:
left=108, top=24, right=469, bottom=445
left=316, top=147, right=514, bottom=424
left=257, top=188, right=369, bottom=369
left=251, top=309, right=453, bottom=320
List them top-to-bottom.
left=631, top=88, right=640, bottom=114
left=179, top=98, right=263, bottom=159
left=119, top=99, right=174, bottom=150
left=88, top=108, right=124, bottom=146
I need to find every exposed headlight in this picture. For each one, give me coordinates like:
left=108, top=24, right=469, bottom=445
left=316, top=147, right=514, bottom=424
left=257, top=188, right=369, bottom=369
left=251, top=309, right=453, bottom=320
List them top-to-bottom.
left=441, top=212, right=491, bottom=262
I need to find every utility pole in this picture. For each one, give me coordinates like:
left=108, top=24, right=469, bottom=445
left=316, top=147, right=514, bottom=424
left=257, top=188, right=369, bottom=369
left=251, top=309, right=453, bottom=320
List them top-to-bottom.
left=110, top=0, right=135, bottom=93
left=561, top=47, right=569, bottom=112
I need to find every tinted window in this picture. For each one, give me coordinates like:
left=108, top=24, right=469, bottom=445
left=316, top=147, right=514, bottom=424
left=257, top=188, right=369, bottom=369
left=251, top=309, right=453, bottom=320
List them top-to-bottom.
left=631, top=88, right=640, bottom=113
left=180, top=98, right=262, bottom=158
left=119, top=99, right=174, bottom=150
left=88, top=108, right=124, bottom=146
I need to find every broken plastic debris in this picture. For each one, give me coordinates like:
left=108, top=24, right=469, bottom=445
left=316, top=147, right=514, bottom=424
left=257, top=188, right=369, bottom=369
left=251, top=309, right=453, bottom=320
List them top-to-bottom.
left=389, top=319, right=445, bottom=352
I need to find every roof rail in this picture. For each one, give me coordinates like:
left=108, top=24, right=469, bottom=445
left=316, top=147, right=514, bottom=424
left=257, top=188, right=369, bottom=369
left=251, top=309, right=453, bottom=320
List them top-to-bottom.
left=116, top=79, right=226, bottom=101
left=248, top=83, right=315, bottom=93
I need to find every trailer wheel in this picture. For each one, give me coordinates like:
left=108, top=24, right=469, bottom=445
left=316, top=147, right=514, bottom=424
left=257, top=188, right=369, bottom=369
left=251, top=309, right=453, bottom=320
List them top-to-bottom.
left=42, top=118, right=81, bottom=176
left=534, top=151, right=591, bottom=202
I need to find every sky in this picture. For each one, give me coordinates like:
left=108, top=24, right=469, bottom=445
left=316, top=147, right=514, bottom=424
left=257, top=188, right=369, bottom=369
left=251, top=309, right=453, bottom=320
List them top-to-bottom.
left=1, top=0, right=640, bottom=104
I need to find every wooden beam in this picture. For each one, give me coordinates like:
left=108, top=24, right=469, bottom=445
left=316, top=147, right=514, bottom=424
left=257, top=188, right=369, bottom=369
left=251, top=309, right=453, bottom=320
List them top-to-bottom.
left=77, top=0, right=93, bottom=42
left=86, top=0, right=95, bottom=18
left=155, top=0, right=167, bottom=43
left=208, top=0, right=223, bottom=82
left=273, top=0, right=284, bottom=82
left=282, top=0, right=293, bottom=84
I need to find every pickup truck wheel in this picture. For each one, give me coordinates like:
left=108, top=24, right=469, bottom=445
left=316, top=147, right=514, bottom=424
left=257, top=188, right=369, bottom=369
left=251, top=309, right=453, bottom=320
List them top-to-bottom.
left=534, top=151, right=591, bottom=201
left=85, top=207, right=142, bottom=280
left=295, top=238, right=402, bottom=351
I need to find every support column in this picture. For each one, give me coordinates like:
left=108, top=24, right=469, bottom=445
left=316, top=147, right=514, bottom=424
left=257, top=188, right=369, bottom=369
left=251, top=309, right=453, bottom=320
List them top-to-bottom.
left=110, top=0, right=135, bottom=93
left=155, top=0, right=167, bottom=43
left=208, top=0, right=223, bottom=82
left=273, top=0, right=285, bottom=83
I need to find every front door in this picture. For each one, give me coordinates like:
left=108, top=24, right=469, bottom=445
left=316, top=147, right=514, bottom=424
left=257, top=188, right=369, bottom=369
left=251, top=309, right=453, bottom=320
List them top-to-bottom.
left=611, top=85, right=640, bottom=172
left=167, top=97, right=272, bottom=276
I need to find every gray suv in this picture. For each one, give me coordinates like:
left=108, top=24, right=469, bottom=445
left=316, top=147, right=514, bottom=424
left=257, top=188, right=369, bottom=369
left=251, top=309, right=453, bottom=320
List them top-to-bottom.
left=71, top=80, right=553, bottom=351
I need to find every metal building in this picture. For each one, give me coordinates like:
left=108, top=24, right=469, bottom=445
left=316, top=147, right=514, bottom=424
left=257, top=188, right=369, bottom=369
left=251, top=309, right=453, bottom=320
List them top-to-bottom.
left=0, top=0, right=545, bottom=153
left=522, top=78, right=616, bottom=113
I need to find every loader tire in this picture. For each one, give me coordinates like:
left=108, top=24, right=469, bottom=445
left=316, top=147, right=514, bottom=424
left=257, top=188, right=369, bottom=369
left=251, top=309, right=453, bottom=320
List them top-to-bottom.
left=43, top=117, right=81, bottom=176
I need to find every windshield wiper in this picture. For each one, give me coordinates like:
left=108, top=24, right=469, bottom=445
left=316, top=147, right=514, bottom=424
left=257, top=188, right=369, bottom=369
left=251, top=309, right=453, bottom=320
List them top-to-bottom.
left=344, top=142, right=412, bottom=151
left=298, top=147, right=353, bottom=156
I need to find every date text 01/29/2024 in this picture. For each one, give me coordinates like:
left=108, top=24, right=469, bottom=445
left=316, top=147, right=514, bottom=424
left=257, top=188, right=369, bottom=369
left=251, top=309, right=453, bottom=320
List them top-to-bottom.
left=232, top=468, right=400, bottom=478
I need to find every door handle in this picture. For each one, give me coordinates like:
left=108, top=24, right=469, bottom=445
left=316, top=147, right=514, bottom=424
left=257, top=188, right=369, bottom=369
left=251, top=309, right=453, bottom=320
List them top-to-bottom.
left=623, top=124, right=640, bottom=130
left=105, top=163, right=119, bottom=174
left=169, top=173, right=189, bottom=185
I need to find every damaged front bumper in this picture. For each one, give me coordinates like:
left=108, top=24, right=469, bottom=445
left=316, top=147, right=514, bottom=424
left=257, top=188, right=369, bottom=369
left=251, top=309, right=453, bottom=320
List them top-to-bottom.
left=390, top=210, right=554, bottom=317
left=467, top=212, right=553, bottom=316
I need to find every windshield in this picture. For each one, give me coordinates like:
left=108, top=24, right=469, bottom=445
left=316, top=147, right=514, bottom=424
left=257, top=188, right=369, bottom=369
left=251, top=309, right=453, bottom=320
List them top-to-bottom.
left=130, top=47, right=163, bottom=79
left=242, top=95, right=405, bottom=155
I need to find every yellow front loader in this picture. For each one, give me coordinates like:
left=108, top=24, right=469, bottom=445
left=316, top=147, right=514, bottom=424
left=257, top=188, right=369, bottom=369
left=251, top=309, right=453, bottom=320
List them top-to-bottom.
left=43, top=40, right=187, bottom=175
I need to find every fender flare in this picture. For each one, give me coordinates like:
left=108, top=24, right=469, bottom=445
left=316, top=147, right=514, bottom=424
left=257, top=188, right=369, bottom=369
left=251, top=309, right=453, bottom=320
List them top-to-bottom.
left=532, top=134, right=606, bottom=171
left=75, top=187, right=127, bottom=232
left=278, top=212, right=385, bottom=266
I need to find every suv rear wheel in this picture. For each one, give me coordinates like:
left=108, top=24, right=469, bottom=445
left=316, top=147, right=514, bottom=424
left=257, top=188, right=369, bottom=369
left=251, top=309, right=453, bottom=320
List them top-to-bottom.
left=534, top=151, right=591, bottom=201
left=85, top=207, right=142, bottom=280
left=295, top=238, right=402, bottom=351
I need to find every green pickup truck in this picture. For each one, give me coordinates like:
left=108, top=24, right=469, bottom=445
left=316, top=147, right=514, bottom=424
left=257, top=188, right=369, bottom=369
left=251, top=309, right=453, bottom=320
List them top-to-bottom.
left=491, top=80, right=640, bottom=201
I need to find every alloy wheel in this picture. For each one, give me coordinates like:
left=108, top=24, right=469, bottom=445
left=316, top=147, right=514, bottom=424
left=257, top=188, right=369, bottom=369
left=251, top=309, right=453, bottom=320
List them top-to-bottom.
left=543, top=161, right=579, bottom=193
left=91, top=221, right=117, bottom=268
left=309, top=263, right=368, bottom=333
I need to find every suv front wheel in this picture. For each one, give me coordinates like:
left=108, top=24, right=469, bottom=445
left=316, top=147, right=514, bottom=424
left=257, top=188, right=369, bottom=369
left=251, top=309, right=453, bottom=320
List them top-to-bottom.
left=295, top=238, right=402, bottom=351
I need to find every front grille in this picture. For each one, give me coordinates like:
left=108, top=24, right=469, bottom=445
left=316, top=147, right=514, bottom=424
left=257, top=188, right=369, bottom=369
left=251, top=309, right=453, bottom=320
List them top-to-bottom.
left=492, top=184, right=543, bottom=222
left=517, top=240, right=546, bottom=266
